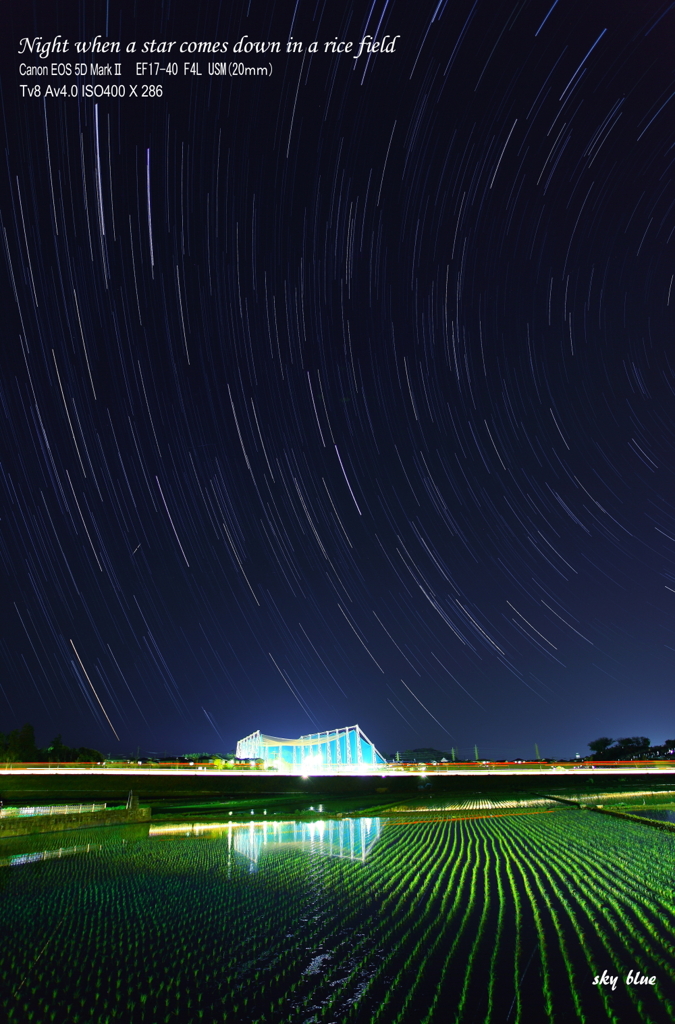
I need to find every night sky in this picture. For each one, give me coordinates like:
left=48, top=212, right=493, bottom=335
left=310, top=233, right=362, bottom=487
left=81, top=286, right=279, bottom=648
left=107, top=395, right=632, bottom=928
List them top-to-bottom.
left=1, top=0, right=674, bottom=759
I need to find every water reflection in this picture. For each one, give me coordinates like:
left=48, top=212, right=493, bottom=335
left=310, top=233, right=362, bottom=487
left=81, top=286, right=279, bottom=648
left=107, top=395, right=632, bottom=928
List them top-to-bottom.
left=629, top=809, right=675, bottom=823
left=149, top=817, right=382, bottom=864
left=0, top=842, right=102, bottom=868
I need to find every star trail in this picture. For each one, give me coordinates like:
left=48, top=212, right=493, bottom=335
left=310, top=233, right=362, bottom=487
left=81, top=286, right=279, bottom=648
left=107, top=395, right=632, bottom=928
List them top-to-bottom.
left=1, top=0, right=674, bottom=758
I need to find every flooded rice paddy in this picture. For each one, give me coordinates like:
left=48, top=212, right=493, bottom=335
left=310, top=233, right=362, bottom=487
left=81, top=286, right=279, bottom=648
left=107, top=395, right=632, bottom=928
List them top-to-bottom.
left=2, top=790, right=675, bottom=1023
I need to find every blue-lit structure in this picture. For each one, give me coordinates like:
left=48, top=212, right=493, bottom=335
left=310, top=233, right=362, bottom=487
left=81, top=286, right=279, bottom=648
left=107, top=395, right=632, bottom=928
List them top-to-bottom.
left=235, top=724, right=385, bottom=768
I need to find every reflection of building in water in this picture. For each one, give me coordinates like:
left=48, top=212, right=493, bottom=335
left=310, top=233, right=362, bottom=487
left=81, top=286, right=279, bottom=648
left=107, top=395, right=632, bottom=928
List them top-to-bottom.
left=235, top=724, right=385, bottom=769
left=150, top=818, right=381, bottom=866
left=232, top=818, right=381, bottom=866
left=0, top=842, right=102, bottom=868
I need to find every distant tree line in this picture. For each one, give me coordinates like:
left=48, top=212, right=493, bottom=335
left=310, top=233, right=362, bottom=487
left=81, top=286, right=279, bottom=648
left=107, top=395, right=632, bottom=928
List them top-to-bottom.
left=0, top=724, right=102, bottom=763
left=587, top=736, right=675, bottom=760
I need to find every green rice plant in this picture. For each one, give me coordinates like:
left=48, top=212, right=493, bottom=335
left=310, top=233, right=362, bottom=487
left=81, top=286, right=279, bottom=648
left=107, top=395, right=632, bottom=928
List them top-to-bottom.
left=2, top=812, right=675, bottom=1022
left=511, top=813, right=675, bottom=1019
left=368, top=823, right=476, bottom=1023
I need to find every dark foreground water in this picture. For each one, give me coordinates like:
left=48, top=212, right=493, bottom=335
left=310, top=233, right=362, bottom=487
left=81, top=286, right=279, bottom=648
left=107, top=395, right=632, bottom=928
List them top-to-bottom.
left=1, top=801, right=675, bottom=1023
left=630, top=808, right=675, bottom=823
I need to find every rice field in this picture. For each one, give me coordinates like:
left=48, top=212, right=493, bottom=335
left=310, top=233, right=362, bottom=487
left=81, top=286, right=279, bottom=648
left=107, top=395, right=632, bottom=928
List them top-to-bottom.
left=2, top=804, right=675, bottom=1023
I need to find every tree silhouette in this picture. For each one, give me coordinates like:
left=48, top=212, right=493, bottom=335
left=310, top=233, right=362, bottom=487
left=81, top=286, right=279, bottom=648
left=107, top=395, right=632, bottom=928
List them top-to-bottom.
left=0, top=724, right=40, bottom=761
left=0, top=726, right=101, bottom=762
left=616, top=736, right=650, bottom=751
left=588, top=737, right=614, bottom=754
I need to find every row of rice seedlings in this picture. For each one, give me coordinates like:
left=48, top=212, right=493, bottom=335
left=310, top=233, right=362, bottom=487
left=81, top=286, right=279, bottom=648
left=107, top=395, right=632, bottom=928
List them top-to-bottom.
left=572, top=789, right=675, bottom=805
left=388, top=796, right=556, bottom=815
left=460, top=796, right=556, bottom=810
left=456, top=798, right=530, bottom=812
left=6, top=811, right=675, bottom=1023
left=398, top=811, right=671, bottom=1024
left=499, top=812, right=675, bottom=1022
left=533, top=813, right=675, bottom=964
left=234, top=814, right=675, bottom=1023
left=488, top=814, right=638, bottom=1022
left=522, top=815, right=675, bottom=994
left=394, top=816, right=546, bottom=1024
left=548, top=817, right=673, bottom=1019
left=413, top=818, right=554, bottom=1024
left=503, top=818, right=600, bottom=1022
left=0, top=819, right=532, bottom=1019
left=474, top=819, right=520, bottom=1023
left=503, top=819, right=591, bottom=1021
left=496, top=820, right=524, bottom=1023
left=290, top=821, right=458, bottom=1019
left=307, top=822, right=463, bottom=1017
left=441, top=822, right=495, bottom=1024
left=393, top=823, right=483, bottom=1024
left=375, top=824, right=473, bottom=1004
left=379, top=824, right=485, bottom=1024
left=482, top=824, right=506, bottom=1022
left=125, top=827, right=475, bottom=1019
left=518, top=830, right=642, bottom=1022
left=3, top=837, right=317, bottom=1020
left=229, top=848, right=399, bottom=1017
left=1, top=859, right=97, bottom=1005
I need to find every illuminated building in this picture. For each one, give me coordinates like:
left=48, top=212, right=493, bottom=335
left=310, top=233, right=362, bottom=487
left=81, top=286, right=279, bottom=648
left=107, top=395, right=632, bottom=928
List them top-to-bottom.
left=235, top=724, right=386, bottom=769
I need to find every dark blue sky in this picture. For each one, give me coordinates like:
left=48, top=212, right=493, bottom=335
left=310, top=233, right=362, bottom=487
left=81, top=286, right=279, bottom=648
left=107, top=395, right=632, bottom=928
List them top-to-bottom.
left=1, top=0, right=674, bottom=758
